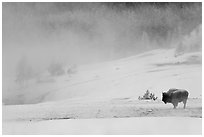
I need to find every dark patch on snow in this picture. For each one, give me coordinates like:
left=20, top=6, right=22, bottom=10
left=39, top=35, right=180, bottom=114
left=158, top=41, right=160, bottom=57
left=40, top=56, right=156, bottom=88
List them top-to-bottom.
left=154, top=61, right=200, bottom=67
left=115, top=67, right=120, bottom=70
left=147, top=69, right=167, bottom=73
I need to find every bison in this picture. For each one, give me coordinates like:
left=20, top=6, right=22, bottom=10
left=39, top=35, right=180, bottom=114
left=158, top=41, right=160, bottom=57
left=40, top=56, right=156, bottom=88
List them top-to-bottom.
left=162, top=88, right=189, bottom=109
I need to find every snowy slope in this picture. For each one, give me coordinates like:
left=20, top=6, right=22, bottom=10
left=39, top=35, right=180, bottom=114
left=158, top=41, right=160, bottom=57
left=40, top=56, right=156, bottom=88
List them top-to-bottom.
left=3, top=48, right=202, bottom=105
left=40, top=48, right=202, bottom=101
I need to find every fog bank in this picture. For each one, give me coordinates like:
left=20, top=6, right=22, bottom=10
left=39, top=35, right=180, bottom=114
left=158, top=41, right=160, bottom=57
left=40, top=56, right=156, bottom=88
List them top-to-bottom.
left=3, top=2, right=201, bottom=76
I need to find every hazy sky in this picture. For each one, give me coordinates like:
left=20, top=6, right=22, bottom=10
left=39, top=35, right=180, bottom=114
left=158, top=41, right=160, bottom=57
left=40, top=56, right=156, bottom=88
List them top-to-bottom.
left=2, top=2, right=202, bottom=76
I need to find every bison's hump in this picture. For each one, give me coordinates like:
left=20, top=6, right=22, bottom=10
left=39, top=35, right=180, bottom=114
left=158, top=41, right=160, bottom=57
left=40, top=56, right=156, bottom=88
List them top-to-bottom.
left=165, top=89, right=189, bottom=99
left=171, top=90, right=189, bottom=100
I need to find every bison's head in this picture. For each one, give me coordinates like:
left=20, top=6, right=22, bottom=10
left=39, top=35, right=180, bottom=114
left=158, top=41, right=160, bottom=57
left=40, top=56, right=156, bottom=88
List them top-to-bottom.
left=162, top=92, right=168, bottom=104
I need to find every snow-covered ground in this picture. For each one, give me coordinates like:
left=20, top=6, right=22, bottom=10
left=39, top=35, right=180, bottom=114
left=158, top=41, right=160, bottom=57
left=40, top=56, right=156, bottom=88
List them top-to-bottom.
left=2, top=48, right=202, bottom=134
left=2, top=98, right=202, bottom=121
left=3, top=117, right=201, bottom=135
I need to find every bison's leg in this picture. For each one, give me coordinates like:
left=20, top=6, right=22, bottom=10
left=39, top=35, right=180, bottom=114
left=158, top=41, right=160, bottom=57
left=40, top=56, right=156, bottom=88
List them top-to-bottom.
left=183, top=99, right=187, bottom=109
left=173, top=102, right=178, bottom=109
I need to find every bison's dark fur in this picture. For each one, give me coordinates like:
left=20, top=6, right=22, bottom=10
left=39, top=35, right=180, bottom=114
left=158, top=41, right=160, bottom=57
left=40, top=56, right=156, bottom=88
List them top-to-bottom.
left=162, top=88, right=189, bottom=109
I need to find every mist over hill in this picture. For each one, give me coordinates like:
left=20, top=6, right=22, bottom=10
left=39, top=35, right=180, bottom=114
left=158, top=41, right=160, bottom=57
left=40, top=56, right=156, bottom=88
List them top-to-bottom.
left=3, top=2, right=201, bottom=76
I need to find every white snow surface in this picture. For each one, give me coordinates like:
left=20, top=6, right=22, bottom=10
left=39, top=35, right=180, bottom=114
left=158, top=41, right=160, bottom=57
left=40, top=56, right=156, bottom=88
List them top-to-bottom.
left=3, top=117, right=201, bottom=135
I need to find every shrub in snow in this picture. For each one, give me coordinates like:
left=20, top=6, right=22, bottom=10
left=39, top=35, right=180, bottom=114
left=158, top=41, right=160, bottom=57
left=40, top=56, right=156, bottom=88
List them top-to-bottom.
left=138, top=90, right=158, bottom=100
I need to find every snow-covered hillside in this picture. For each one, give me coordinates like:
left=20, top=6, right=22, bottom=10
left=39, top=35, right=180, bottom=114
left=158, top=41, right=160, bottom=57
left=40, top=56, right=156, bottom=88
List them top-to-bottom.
left=3, top=48, right=202, bottom=105
left=3, top=48, right=202, bottom=134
